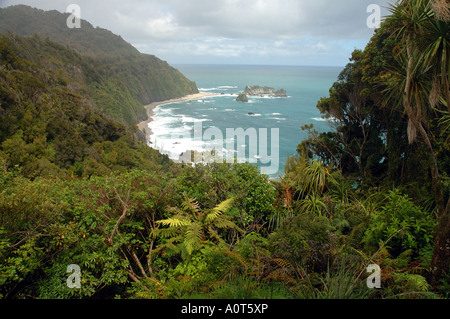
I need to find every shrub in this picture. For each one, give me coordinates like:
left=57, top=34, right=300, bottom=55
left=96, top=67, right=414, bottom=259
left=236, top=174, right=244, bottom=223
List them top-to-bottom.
left=362, top=189, right=436, bottom=257
left=268, top=213, right=334, bottom=273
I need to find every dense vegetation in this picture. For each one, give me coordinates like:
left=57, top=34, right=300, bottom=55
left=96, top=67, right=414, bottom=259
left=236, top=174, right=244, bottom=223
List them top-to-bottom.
left=0, top=0, right=449, bottom=299
left=0, top=5, right=199, bottom=126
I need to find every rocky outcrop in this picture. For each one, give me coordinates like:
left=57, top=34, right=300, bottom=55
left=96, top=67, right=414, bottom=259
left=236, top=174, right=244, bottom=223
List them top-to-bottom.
left=243, top=85, right=287, bottom=97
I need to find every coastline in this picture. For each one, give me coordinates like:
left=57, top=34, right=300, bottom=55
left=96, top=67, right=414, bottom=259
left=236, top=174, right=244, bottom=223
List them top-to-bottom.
left=137, top=92, right=220, bottom=141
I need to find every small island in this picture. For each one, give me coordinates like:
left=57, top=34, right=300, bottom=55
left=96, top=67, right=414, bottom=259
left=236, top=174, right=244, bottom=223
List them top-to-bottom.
left=236, top=85, right=287, bottom=102
left=244, top=85, right=287, bottom=97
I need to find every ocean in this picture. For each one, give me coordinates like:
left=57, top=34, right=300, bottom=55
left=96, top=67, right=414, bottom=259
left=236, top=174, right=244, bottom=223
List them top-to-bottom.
left=148, top=64, right=342, bottom=179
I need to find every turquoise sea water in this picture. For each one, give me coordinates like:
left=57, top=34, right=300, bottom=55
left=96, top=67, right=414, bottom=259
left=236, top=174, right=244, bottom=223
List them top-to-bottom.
left=148, top=64, right=342, bottom=178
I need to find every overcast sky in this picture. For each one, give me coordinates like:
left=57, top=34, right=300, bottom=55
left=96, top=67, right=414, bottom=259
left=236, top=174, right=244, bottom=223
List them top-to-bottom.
left=1, top=0, right=393, bottom=66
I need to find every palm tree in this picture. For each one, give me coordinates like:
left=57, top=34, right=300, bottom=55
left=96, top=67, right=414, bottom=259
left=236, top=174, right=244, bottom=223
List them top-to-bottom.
left=384, top=0, right=449, bottom=286
left=385, top=0, right=445, bottom=209
left=283, top=154, right=331, bottom=199
left=304, top=159, right=331, bottom=196
left=154, top=194, right=242, bottom=259
left=298, top=195, right=327, bottom=216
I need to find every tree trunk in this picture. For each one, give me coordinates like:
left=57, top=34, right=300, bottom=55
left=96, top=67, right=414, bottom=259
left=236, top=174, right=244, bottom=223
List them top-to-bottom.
left=415, top=120, right=445, bottom=213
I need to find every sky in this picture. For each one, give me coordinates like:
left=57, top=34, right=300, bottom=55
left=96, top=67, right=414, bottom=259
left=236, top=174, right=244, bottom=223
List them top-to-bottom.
left=0, top=0, right=393, bottom=66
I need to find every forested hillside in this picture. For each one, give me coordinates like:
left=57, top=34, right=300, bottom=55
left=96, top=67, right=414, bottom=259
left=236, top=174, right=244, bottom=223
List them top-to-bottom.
left=0, top=0, right=448, bottom=300
left=0, top=5, right=199, bottom=125
left=0, top=32, right=177, bottom=179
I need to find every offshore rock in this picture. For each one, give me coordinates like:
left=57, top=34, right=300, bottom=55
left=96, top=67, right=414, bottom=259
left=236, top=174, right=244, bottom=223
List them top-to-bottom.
left=243, top=85, right=287, bottom=97
left=236, top=93, right=249, bottom=102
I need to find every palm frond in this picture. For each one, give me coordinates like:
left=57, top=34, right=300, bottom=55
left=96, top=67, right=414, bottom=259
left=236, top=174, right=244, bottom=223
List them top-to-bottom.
left=436, top=108, right=450, bottom=144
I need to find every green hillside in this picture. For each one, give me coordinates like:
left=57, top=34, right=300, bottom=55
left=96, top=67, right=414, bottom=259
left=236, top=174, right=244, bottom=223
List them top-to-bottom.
left=0, top=5, right=199, bottom=125
left=0, top=32, right=172, bottom=179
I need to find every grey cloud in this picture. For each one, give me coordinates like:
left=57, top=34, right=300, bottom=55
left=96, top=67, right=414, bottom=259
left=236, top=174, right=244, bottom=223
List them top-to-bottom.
left=1, top=0, right=393, bottom=65
left=2, top=0, right=391, bottom=40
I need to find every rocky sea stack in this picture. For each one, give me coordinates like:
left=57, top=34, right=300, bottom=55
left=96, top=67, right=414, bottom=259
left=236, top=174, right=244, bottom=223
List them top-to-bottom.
left=236, top=85, right=287, bottom=102
left=244, top=85, right=287, bottom=97
left=236, top=93, right=249, bottom=102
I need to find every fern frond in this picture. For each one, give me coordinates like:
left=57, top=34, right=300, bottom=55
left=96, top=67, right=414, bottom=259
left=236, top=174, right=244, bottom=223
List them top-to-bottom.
left=182, top=196, right=201, bottom=216
left=206, top=198, right=234, bottom=223
left=166, top=206, right=183, bottom=215
left=156, top=217, right=191, bottom=228
left=213, top=217, right=235, bottom=229
left=184, top=223, right=202, bottom=255
left=155, top=227, right=181, bottom=238
left=163, top=236, right=183, bottom=251
left=272, top=258, right=293, bottom=270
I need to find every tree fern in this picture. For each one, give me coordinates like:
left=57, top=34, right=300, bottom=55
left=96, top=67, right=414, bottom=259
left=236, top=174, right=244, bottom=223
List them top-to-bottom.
left=155, top=196, right=240, bottom=258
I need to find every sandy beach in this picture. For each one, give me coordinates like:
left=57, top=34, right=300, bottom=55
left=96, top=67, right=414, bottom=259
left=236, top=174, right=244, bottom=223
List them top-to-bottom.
left=137, top=92, right=220, bottom=141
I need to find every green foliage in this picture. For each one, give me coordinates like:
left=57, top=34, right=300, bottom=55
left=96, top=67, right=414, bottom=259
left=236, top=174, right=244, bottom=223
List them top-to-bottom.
left=298, top=0, right=449, bottom=289
left=0, top=1, right=447, bottom=300
left=175, top=162, right=277, bottom=231
left=0, top=169, right=176, bottom=298
left=363, top=189, right=436, bottom=257
left=155, top=195, right=241, bottom=258
left=268, top=213, right=335, bottom=273
left=293, top=264, right=370, bottom=299
left=211, top=276, right=291, bottom=299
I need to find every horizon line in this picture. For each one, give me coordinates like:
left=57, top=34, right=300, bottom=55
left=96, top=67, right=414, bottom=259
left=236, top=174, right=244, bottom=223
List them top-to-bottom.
left=171, top=63, right=345, bottom=68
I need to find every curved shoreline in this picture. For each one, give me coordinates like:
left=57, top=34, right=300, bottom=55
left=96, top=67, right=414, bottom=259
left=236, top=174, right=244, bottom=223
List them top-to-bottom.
left=137, top=92, right=220, bottom=142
